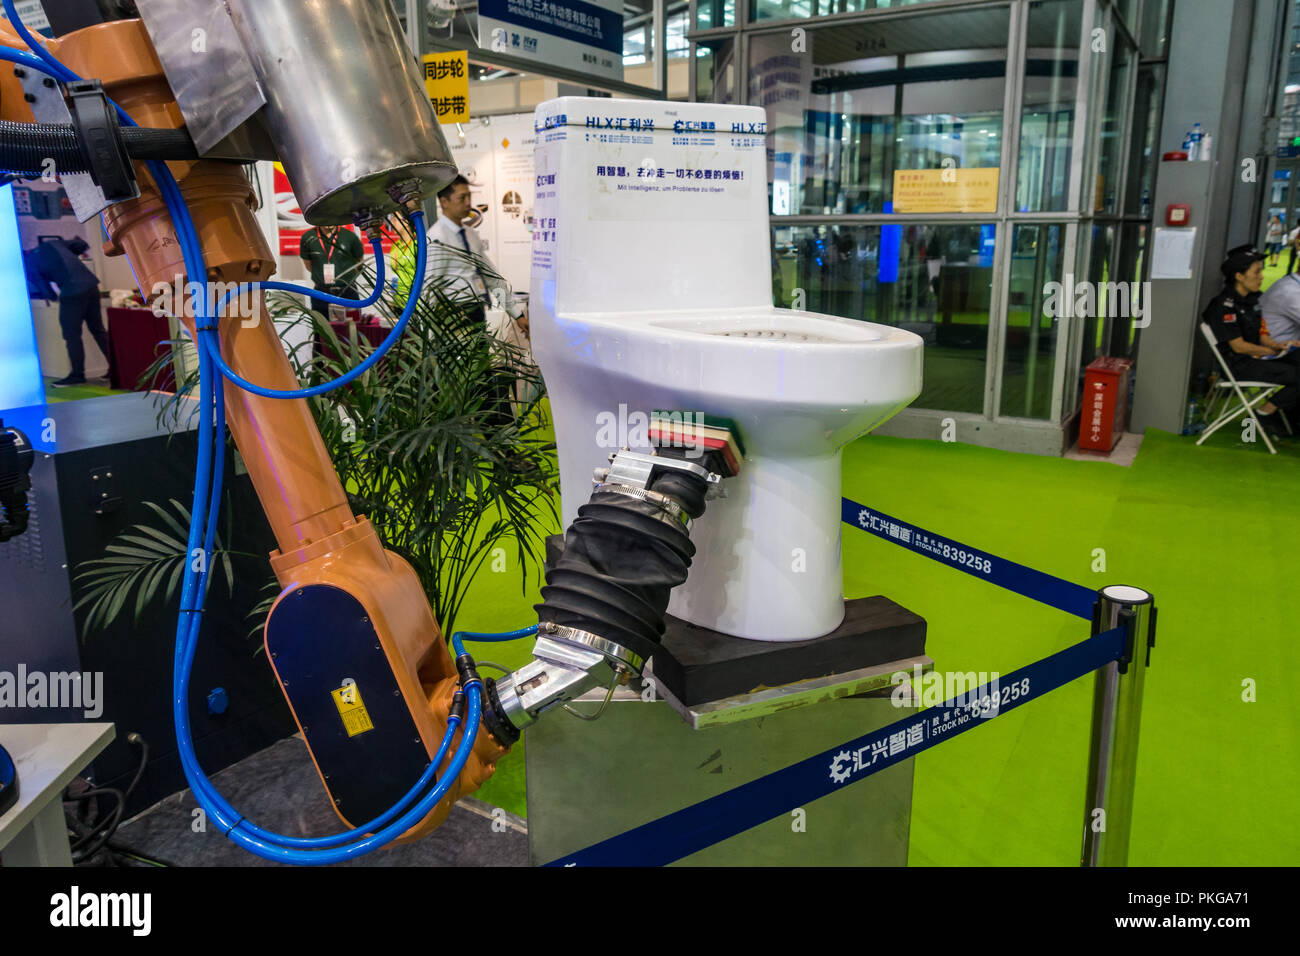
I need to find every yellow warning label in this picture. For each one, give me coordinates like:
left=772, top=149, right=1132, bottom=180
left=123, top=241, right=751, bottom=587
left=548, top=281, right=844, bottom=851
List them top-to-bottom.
left=332, top=683, right=375, bottom=738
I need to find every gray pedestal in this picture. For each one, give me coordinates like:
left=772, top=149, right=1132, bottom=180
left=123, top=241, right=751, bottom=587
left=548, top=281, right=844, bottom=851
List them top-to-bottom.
left=525, top=656, right=928, bottom=866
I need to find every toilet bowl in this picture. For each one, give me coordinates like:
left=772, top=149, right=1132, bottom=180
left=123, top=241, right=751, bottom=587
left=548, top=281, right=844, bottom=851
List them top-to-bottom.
left=530, top=97, right=923, bottom=641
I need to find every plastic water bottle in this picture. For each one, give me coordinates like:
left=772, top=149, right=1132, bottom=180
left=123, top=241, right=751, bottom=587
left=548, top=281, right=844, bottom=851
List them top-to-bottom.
left=1189, top=123, right=1203, bottom=161
left=1201, top=130, right=1213, bottom=161
left=1140, top=186, right=1151, bottom=218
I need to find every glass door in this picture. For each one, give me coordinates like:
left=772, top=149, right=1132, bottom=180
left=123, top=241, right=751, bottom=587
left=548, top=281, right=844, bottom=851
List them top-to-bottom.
left=1269, top=159, right=1299, bottom=277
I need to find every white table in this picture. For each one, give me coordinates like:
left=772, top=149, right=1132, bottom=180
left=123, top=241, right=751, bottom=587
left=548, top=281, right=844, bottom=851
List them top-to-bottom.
left=0, top=723, right=115, bottom=866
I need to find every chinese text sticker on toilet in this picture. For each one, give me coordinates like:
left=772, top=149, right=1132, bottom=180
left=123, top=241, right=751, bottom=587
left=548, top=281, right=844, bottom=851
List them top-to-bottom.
left=585, top=111, right=761, bottom=222
left=531, top=148, right=558, bottom=280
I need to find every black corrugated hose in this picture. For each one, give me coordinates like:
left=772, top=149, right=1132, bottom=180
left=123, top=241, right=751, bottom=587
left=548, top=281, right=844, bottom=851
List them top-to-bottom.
left=0, top=119, right=196, bottom=177
left=533, top=468, right=713, bottom=669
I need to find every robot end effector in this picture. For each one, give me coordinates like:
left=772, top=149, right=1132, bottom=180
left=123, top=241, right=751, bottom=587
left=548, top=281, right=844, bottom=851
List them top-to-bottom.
left=484, top=418, right=746, bottom=742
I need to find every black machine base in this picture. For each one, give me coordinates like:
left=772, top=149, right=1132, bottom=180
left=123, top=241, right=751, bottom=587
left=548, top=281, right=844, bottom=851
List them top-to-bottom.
left=544, top=532, right=927, bottom=708
left=651, top=597, right=928, bottom=707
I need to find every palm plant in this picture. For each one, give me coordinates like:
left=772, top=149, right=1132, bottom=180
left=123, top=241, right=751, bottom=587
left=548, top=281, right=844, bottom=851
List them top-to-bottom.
left=76, top=229, right=557, bottom=644
left=73, top=497, right=244, bottom=635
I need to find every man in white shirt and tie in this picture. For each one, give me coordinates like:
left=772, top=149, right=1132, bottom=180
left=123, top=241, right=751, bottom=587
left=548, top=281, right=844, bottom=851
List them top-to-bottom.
left=425, top=174, right=531, bottom=423
left=424, top=175, right=529, bottom=337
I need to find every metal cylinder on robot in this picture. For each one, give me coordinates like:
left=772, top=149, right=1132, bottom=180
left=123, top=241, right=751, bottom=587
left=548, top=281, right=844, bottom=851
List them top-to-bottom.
left=223, top=0, right=457, bottom=223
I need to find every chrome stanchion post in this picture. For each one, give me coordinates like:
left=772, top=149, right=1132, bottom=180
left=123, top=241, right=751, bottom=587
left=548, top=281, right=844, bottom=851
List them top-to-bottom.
left=1082, top=585, right=1156, bottom=867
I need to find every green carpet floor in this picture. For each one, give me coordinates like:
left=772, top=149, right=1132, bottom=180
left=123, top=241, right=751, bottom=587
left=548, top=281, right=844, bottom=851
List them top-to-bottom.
left=43, top=379, right=121, bottom=403
left=458, top=426, right=1300, bottom=866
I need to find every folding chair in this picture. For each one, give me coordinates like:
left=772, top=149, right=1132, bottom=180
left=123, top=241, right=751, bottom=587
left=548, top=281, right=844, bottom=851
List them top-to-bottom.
left=1197, top=322, right=1292, bottom=454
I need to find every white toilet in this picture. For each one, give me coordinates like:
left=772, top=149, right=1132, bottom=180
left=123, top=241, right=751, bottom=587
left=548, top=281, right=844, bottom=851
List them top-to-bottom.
left=530, top=97, right=923, bottom=641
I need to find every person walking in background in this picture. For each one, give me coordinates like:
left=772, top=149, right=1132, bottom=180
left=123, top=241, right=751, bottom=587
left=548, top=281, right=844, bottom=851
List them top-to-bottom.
left=1265, top=215, right=1284, bottom=266
left=299, top=223, right=365, bottom=317
left=1287, top=224, right=1300, bottom=275
left=31, top=236, right=109, bottom=387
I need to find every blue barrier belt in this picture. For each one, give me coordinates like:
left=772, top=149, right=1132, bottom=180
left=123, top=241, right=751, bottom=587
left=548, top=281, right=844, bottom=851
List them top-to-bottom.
left=842, top=498, right=1098, bottom=619
left=545, top=624, right=1127, bottom=867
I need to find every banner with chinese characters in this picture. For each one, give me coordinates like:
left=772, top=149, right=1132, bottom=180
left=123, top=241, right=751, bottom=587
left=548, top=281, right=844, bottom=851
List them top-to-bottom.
left=478, top=0, right=623, bottom=83
left=423, top=51, right=470, bottom=124
left=442, top=112, right=538, bottom=293
left=892, top=168, right=1000, bottom=214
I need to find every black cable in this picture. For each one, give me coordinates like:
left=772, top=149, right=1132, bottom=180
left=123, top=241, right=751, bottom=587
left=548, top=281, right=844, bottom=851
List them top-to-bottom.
left=120, top=732, right=148, bottom=803
left=65, top=733, right=147, bottom=864
left=66, top=785, right=123, bottom=854
left=72, top=809, right=123, bottom=862
left=104, top=841, right=173, bottom=867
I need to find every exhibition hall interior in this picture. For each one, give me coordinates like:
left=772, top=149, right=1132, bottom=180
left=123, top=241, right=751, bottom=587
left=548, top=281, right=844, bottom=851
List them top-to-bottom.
left=0, top=0, right=1293, bottom=889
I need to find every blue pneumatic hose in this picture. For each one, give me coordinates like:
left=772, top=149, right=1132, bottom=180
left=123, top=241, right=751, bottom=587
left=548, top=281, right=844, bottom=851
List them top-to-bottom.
left=171, top=206, right=472, bottom=860
left=202, top=214, right=428, bottom=399
left=214, top=237, right=388, bottom=316
left=452, top=626, right=539, bottom=651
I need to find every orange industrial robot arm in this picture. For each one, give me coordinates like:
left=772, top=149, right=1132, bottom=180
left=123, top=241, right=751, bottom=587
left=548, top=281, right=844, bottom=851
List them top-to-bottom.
left=1, top=14, right=504, bottom=844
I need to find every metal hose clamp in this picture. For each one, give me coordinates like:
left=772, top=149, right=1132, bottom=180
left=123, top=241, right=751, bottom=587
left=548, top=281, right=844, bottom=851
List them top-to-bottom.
left=592, top=481, right=692, bottom=533
left=538, top=621, right=645, bottom=675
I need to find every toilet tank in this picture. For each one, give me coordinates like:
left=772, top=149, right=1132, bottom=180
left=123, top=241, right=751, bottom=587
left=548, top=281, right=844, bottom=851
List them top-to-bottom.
left=530, top=97, right=773, bottom=317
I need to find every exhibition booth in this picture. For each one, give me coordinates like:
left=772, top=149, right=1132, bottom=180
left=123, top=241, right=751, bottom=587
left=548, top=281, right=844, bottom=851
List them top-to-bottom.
left=0, top=0, right=1294, bottom=898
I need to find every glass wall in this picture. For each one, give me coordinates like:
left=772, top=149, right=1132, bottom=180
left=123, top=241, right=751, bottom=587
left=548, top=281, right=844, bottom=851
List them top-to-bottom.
left=691, top=0, right=1163, bottom=446
left=695, top=0, right=737, bottom=30
left=751, top=0, right=957, bottom=24
left=1017, top=0, right=1080, bottom=213
left=625, top=5, right=692, bottom=66
left=756, top=7, right=1011, bottom=217
left=1094, top=31, right=1133, bottom=215
left=697, top=37, right=737, bottom=103
left=1123, top=63, right=1162, bottom=218
left=774, top=222, right=996, bottom=413
left=1001, top=223, right=1066, bottom=419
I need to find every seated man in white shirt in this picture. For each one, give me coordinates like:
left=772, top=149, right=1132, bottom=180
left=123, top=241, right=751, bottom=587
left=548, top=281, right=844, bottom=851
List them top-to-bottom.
left=424, top=175, right=530, bottom=424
